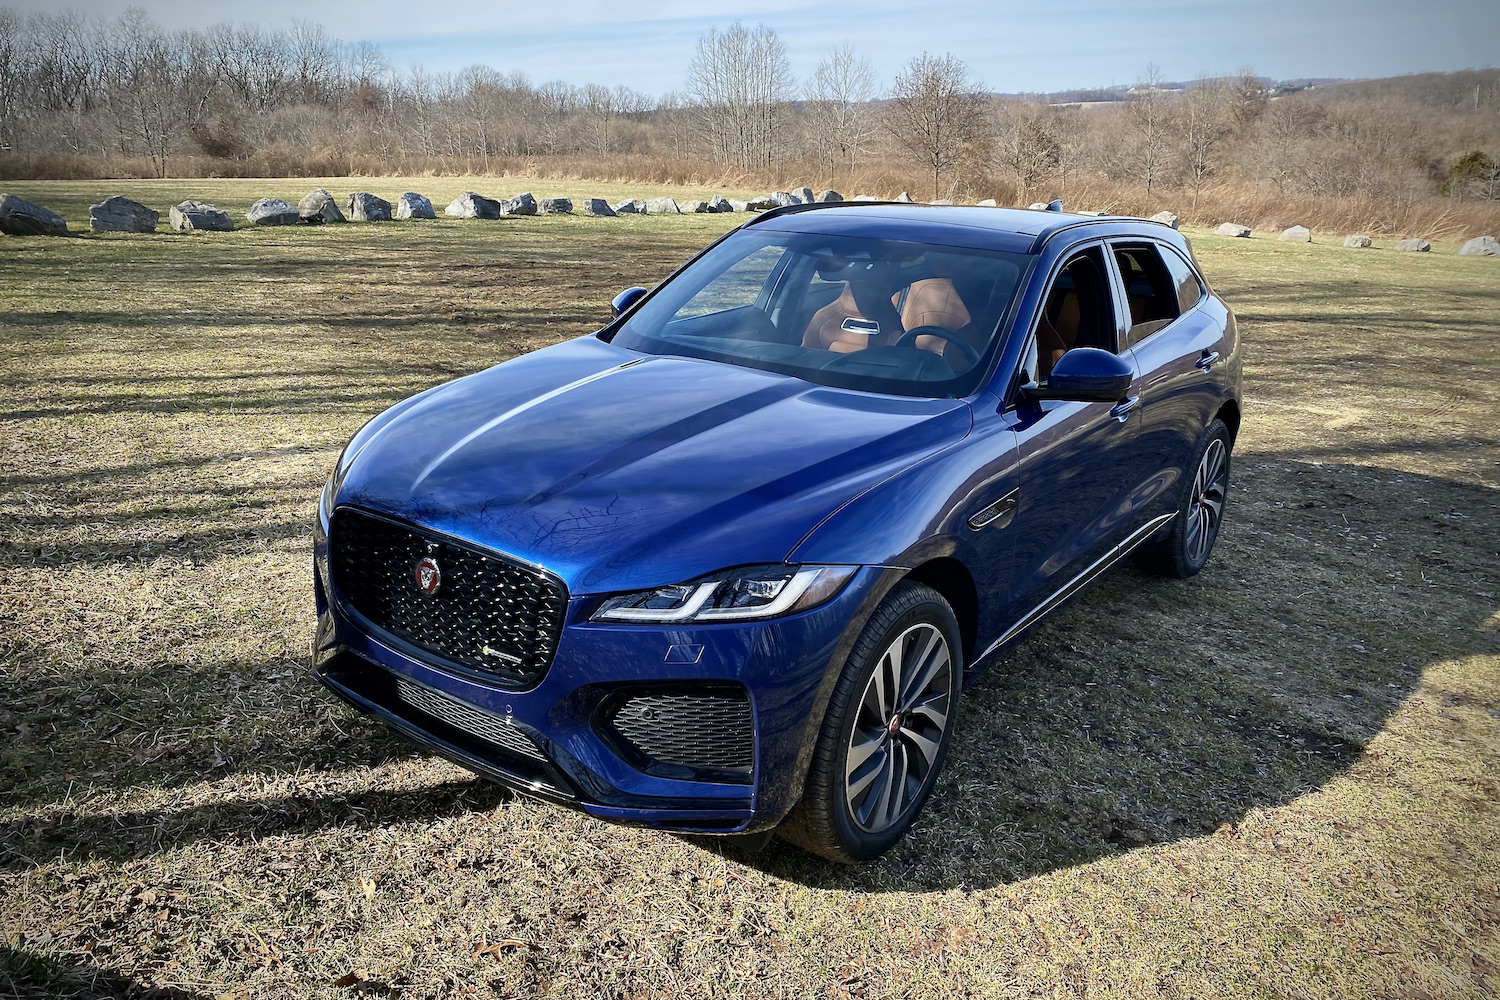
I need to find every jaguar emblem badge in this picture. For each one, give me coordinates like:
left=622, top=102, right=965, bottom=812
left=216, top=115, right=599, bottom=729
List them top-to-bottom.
left=414, top=556, right=441, bottom=596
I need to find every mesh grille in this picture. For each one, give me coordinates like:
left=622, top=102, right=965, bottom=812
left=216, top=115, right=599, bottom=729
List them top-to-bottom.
left=329, top=510, right=566, bottom=685
left=395, top=678, right=547, bottom=761
left=607, top=691, right=753, bottom=773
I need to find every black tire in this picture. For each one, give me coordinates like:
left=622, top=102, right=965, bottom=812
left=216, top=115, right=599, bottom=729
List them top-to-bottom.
left=1137, top=418, right=1232, bottom=579
left=779, top=580, right=961, bottom=863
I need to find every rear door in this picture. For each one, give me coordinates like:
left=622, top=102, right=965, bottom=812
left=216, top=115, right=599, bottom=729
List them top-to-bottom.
left=1110, top=242, right=1225, bottom=509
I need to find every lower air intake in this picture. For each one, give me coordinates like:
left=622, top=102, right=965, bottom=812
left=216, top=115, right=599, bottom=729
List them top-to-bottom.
left=396, top=678, right=547, bottom=762
left=603, top=689, right=753, bottom=779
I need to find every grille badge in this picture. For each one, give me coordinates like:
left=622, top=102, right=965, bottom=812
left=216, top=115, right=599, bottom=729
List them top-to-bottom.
left=414, top=556, right=441, bottom=596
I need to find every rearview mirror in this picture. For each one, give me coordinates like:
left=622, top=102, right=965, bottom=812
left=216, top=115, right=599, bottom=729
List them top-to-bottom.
left=612, top=286, right=648, bottom=318
left=1026, top=347, right=1133, bottom=403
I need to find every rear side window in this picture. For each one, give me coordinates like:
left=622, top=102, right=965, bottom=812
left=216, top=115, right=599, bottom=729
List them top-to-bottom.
left=1113, top=245, right=1180, bottom=347
left=1160, top=247, right=1206, bottom=314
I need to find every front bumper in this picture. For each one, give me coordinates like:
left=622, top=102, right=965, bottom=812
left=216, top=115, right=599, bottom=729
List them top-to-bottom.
left=312, top=511, right=886, bottom=834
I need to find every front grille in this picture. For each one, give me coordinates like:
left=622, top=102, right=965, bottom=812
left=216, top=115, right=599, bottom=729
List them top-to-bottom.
left=329, top=509, right=566, bottom=686
left=395, top=678, right=547, bottom=762
left=603, top=689, right=754, bottom=779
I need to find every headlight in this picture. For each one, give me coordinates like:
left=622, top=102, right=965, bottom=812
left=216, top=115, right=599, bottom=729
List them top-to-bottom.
left=591, top=565, right=856, bottom=624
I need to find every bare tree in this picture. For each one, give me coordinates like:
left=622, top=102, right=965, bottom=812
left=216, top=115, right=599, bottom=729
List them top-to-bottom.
left=686, top=22, right=794, bottom=170
left=803, top=43, right=877, bottom=177
left=885, top=52, right=986, bottom=200
left=1129, top=64, right=1173, bottom=194
left=1179, top=76, right=1230, bottom=206
left=580, top=83, right=648, bottom=155
left=993, top=99, right=1056, bottom=205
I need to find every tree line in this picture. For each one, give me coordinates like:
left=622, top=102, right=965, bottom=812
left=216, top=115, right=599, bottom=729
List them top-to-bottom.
left=2, top=7, right=1497, bottom=212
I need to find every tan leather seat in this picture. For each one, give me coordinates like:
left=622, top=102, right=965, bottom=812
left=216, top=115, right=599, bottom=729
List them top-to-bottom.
left=801, top=270, right=907, bottom=353
left=900, top=279, right=973, bottom=364
left=1037, top=287, right=1080, bottom=377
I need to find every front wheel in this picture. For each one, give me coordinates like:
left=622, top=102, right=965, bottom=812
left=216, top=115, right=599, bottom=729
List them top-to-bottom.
left=1138, top=418, right=1232, bottom=578
left=779, top=581, right=961, bottom=863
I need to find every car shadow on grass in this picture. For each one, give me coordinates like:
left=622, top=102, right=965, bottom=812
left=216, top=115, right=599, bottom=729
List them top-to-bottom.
left=718, top=456, right=1499, bottom=889
left=2, top=459, right=1495, bottom=893
left=0, top=944, right=211, bottom=999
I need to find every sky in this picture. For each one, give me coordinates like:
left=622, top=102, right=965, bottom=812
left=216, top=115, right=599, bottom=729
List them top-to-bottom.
left=20, top=0, right=1500, bottom=95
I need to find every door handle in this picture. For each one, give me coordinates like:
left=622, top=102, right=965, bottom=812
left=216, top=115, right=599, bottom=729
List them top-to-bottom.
left=1195, top=351, right=1220, bottom=371
left=1110, top=396, right=1140, bottom=422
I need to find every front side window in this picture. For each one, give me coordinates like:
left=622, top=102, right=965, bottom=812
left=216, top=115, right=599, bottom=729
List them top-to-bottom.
left=609, top=231, right=1029, bottom=398
left=1033, top=246, right=1117, bottom=379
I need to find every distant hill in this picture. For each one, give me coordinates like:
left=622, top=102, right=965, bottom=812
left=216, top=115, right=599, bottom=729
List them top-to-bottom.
left=994, top=69, right=1499, bottom=107
left=1308, top=69, right=1500, bottom=109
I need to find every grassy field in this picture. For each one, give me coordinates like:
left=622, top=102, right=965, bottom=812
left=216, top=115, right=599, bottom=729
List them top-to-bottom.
left=1, top=178, right=1498, bottom=999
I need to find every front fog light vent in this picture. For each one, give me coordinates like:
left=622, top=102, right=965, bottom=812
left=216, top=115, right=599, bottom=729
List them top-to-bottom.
left=603, top=689, right=753, bottom=779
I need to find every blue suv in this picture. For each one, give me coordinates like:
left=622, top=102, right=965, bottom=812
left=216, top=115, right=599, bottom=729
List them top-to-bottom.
left=313, top=203, right=1241, bottom=862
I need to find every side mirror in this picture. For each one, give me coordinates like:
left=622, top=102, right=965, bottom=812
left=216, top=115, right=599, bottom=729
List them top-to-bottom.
left=612, top=286, right=648, bottom=318
left=1026, top=347, right=1133, bottom=403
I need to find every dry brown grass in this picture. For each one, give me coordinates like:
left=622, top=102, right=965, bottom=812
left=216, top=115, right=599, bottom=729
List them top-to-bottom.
left=1, top=195, right=1498, bottom=999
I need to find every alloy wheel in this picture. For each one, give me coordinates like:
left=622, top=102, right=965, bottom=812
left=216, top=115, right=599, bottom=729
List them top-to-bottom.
left=1187, top=437, right=1228, bottom=565
left=844, top=622, right=954, bottom=834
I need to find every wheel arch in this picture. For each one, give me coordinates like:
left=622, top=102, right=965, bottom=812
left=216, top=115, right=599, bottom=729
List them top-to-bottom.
left=1215, top=397, right=1241, bottom=445
left=902, top=557, right=978, bottom=666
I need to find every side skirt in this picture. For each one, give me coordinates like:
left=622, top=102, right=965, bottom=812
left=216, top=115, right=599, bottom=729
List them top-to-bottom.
left=970, top=511, right=1177, bottom=671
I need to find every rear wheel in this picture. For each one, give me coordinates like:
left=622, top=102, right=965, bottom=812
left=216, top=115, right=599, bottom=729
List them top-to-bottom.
left=1138, top=418, right=1231, bottom=578
left=780, top=581, right=960, bottom=863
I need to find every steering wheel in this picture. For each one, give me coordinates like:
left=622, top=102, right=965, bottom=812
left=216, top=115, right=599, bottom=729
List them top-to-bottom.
left=894, top=325, right=982, bottom=366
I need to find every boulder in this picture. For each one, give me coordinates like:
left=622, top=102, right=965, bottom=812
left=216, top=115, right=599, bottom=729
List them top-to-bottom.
left=795, top=187, right=816, bottom=205
left=298, top=188, right=346, bottom=224
left=816, top=190, right=843, bottom=203
left=770, top=191, right=801, bottom=207
left=346, top=192, right=392, bottom=222
left=395, top=192, right=435, bottom=220
left=445, top=192, right=501, bottom=219
left=500, top=192, right=538, bottom=216
left=893, top=192, right=915, bottom=203
left=0, top=194, right=68, bottom=236
left=89, top=195, right=157, bottom=232
left=709, top=195, right=734, bottom=213
left=851, top=195, right=879, bottom=202
left=645, top=196, right=680, bottom=214
left=538, top=197, right=573, bottom=214
left=745, top=197, right=777, bottom=211
left=246, top=198, right=299, bottom=226
left=581, top=198, right=616, bottom=217
left=611, top=198, right=645, bottom=215
left=727, top=199, right=750, bottom=212
left=930, top=199, right=954, bottom=206
left=976, top=199, right=998, bottom=207
left=679, top=200, right=711, bottom=213
left=170, top=201, right=234, bottom=232
left=1027, top=202, right=1050, bottom=210
left=1150, top=210, right=1180, bottom=229
left=1215, top=222, right=1252, bottom=237
left=1278, top=225, right=1311, bottom=243
left=1343, top=234, right=1373, bottom=248
left=1460, top=235, right=1498, bottom=256
left=1396, top=238, right=1430, bottom=252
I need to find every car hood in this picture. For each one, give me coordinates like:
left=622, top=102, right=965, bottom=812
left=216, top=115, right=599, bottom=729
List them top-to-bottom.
left=337, top=336, right=972, bottom=594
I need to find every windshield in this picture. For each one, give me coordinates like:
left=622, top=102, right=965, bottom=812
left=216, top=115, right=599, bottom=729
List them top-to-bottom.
left=608, top=230, right=1030, bottom=397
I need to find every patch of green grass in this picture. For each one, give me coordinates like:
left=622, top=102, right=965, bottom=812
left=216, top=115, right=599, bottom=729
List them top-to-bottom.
left=0, top=175, right=764, bottom=232
left=1, top=189, right=1498, bottom=999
